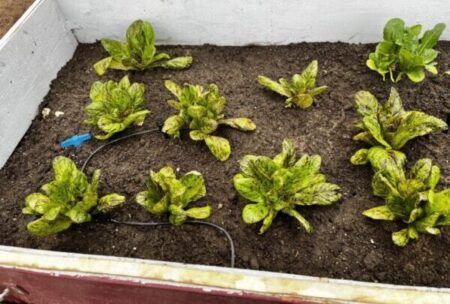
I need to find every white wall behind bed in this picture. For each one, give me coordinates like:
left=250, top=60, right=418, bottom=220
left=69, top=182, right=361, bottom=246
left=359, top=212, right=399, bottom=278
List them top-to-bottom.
left=58, top=0, right=450, bottom=45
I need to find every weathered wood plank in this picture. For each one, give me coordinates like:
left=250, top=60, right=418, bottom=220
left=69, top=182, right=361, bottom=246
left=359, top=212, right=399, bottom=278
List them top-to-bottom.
left=0, top=0, right=77, bottom=168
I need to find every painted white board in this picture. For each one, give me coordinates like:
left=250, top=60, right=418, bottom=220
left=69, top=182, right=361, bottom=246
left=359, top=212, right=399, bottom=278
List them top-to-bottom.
left=0, top=0, right=77, bottom=168
left=57, top=0, right=450, bottom=45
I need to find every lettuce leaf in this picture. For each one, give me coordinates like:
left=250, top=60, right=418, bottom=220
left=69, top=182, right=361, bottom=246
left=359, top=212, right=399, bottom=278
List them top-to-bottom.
left=94, top=20, right=192, bottom=75
left=257, top=60, right=328, bottom=109
left=233, top=139, right=341, bottom=234
left=23, top=157, right=125, bottom=236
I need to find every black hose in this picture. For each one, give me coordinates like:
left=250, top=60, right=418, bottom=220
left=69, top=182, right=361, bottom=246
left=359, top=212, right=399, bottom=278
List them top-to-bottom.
left=81, top=128, right=160, bottom=172
left=81, top=128, right=236, bottom=268
left=110, top=219, right=235, bottom=268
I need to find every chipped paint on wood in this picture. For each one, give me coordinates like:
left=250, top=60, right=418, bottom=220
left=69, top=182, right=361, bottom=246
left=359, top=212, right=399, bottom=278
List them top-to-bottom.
left=1, top=246, right=450, bottom=303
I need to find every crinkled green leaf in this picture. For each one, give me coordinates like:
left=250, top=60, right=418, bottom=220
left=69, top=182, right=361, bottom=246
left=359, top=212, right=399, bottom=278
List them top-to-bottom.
left=368, top=18, right=445, bottom=83
left=383, top=18, right=405, bottom=42
left=94, top=20, right=192, bottom=74
left=419, top=23, right=446, bottom=53
left=159, top=56, right=193, bottom=69
left=257, top=60, right=327, bottom=109
left=256, top=75, right=290, bottom=97
left=85, top=76, right=150, bottom=139
left=163, top=81, right=255, bottom=160
left=355, top=91, right=379, bottom=117
left=391, top=111, right=448, bottom=149
left=162, top=115, right=185, bottom=138
left=362, top=115, right=392, bottom=149
left=219, top=118, right=256, bottom=131
left=204, top=135, right=231, bottom=161
left=234, top=139, right=341, bottom=233
left=273, top=139, right=296, bottom=167
left=350, top=148, right=369, bottom=165
left=23, top=157, right=123, bottom=236
left=410, top=158, right=432, bottom=183
left=137, top=166, right=211, bottom=225
left=180, top=171, right=206, bottom=204
left=371, top=171, right=397, bottom=198
left=233, top=174, right=265, bottom=204
left=293, top=183, right=341, bottom=206
left=427, top=189, right=450, bottom=220
left=97, top=194, right=126, bottom=213
left=242, top=203, right=269, bottom=224
left=363, top=205, right=396, bottom=220
left=185, top=206, right=212, bottom=219
left=27, top=217, right=73, bottom=237
left=392, top=229, right=410, bottom=247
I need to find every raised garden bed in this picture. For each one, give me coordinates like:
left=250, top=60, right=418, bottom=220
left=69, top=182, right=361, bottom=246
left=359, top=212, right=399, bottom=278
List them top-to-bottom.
left=1, top=0, right=450, bottom=303
left=1, top=40, right=450, bottom=286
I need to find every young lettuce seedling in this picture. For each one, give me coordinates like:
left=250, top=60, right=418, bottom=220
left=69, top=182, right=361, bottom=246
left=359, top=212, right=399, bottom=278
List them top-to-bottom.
left=367, top=18, right=446, bottom=83
left=94, top=20, right=192, bottom=75
left=256, top=60, right=328, bottom=109
left=84, top=75, right=151, bottom=140
left=162, top=80, right=256, bottom=161
left=350, top=87, right=447, bottom=165
left=233, top=139, right=341, bottom=234
left=362, top=149, right=450, bottom=246
left=22, top=157, right=125, bottom=237
left=136, top=166, right=212, bottom=225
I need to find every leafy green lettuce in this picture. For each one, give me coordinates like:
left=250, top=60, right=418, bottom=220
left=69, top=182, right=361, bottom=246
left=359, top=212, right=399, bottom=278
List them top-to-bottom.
left=367, top=18, right=446, bottom=83
left=94, top=20, right=192, bottom=75
left=256, top=60, right=328, bottom=109
left=84, top=75, right=151, bottom=140
left=162, top=80, right=256, bottom=161
left=350, top=87, right=447, bottom=165
left=233, top=139, right=341, bottom=234
left=362, top=149, right=450, bottom=246
left=23, top=157, right=125, bottom=236
left=136, top=166, right=212, bottom=225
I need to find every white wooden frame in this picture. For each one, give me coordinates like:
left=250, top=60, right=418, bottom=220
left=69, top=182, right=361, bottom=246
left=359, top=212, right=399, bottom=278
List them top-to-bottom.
left=0, top=0, right=449, bottom=302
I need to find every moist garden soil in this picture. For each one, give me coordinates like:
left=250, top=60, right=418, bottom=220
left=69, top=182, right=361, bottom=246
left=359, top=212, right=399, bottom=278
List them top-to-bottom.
left=1, top=42, right=450, bottom=288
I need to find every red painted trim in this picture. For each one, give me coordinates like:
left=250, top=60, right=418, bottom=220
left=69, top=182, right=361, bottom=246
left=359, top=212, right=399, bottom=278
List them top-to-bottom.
left=0, top=267, right=324, bottom=304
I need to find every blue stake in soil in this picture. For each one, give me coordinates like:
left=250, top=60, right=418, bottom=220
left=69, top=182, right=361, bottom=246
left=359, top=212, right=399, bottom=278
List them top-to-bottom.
left=61, top=133, right=93, bottom=148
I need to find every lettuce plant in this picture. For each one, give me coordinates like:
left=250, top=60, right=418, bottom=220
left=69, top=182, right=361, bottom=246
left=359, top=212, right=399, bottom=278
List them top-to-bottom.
left=367, top=18, right=446, bottom=83
left=94, top=20, right=192, bottom=75
left=256, top=60, right=328, bottom=109
left=84, top=75, right=151, bottom=140
left=162, top=80, right=256, bottom=161
left=350, top=87, right=447, bottom=165
left=233, top=139, right=341, bottom=234
left=362, top=148, right=450, bottom=246
left=22, top=157, right=125, bottom=237
left=136, top=166, right=212, bottom=225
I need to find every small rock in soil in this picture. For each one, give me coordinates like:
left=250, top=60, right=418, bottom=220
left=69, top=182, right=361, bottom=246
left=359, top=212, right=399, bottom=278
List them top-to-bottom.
left=250, top=257, right=260, bottom=270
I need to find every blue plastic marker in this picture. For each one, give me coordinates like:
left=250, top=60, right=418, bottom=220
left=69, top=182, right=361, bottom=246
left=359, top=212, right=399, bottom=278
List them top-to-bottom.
left=61, top=133, right=93, bottom=148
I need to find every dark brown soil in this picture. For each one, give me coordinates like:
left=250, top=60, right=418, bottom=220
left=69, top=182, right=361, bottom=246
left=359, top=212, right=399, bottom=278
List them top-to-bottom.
left=0, top=0, right=34, bottom=37
left=1, top=42, right=449, bottom=288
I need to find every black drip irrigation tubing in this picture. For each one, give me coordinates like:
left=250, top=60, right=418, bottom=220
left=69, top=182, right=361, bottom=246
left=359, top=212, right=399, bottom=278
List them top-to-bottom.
left=80, top=127, right=236, bottom=268
left=81, top=127, right=160, bottom=172
left=111, top=219, right=235, bottom=268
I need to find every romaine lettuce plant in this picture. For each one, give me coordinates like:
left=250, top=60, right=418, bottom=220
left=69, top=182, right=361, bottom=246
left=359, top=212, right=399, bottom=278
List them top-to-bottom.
left=367, top=18, right=446, bottom=83
left=94, top=20, right=192, bottom=75
left=256, top=60, right=328, bottom=109
left=84, top=75, right=151, bottom=140
left=162, top=80, right=256, bottom=161
left=350, top=87, right=447, bottom=165
left=233, top=139, right=341, bottom=234
left=362, top=149, right=450, bottom=246
left=22, top=157, right=125, bottom=237
left=136, top=166, right=212, bottom=225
